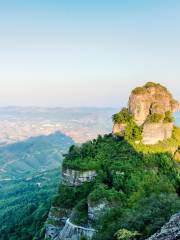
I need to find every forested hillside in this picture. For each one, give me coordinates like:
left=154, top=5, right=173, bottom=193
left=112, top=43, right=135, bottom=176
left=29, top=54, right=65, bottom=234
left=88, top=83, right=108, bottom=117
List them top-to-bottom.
left=0, top=132, right=74, bottom=240
left=51, top=134, right=180, bottom=240
left=0, top=169, right=60, bottom=240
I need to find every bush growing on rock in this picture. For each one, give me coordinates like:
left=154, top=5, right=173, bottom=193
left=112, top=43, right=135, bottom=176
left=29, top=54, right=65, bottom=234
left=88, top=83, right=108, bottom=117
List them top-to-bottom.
left=112, top=108, right=133, bottom=124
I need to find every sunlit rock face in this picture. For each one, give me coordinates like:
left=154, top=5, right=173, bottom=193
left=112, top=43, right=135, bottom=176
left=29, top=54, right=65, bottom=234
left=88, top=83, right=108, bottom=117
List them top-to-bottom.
left=128, top=84, right=179, bottom=126
left=112, top=123, right=127, bottom=136
left=142, top=123, right=173, bottom=145
left=62, top=169, right=97, bottom=186
left=146, top=212, right=180, bottom=240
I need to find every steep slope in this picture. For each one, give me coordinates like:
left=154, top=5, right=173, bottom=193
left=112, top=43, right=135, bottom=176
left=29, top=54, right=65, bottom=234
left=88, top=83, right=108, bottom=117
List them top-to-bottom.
left=45, top=134, right=180, bottom=240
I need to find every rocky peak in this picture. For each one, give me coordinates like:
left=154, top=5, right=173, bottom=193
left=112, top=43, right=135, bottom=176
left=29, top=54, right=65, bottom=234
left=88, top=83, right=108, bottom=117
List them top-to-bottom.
left=112, top=82, right=179, bottom=144
left=128, top=82, right=179, bottom=125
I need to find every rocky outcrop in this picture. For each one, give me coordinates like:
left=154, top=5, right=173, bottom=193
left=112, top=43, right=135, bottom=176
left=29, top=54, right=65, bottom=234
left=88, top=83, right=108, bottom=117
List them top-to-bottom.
left=112, top=82, right=179, bottom=144
left=128, top=82, right=179, bottom=126
left=112, top=123, right=127, bottom=136
left=143, top=123, right=173, bottom=145
left=45, top=169, right=97, bottom=239
left=63, top=169, right=97, bottom=186
left=88, top=200, right=109, bottom=223
left=45, top=207, right=71, bottom=239
left=146, top=212, right=180, bottom=240
left=55, top=218, right=96, bottom=240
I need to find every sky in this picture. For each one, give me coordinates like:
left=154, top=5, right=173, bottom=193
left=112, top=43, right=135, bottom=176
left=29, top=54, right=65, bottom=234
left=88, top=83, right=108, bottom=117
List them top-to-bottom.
left=0, top=0, right=180, bottom=107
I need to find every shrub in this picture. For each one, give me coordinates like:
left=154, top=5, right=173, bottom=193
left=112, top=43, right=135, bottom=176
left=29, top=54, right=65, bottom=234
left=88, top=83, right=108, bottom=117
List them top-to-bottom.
left=132, top=87, right=146, bottom=95
left=112, top=108, right=132, bottom=124
left=164, top=111, right=174, bottom=123
left=146, top=113, right=164, bottom=123
left=124, top=122, right=142, bottom=141
left=115, top=229, right=140, bottom=240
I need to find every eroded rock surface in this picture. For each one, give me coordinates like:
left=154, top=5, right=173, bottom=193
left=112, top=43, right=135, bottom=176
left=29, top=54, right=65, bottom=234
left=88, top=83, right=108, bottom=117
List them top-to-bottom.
left=112, top=123, right=127, bottom=136
left=143, top=123, right=173, bottom=144
left=63, top=169, right=97, bottom=186
left=88, top=200, right=109, bottom=223
left=45, top=207, right=71, bottom=239
left=146, top=212, right=180, bottom=240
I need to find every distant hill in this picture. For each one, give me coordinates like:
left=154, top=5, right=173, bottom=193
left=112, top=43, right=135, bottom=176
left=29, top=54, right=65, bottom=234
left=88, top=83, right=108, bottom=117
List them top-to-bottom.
left=0, top=107, right=117, bottom=144
left=0, top=132, right=74, bottom=180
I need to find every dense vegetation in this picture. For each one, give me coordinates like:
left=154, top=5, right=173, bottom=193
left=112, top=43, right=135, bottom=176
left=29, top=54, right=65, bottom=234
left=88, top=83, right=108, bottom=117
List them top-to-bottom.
left=132, top=82, right=171, bottom=95
left=112, top=108, right=133, bottom=124
left=0, top=132, right=74, bottom=240
left=56, top=134, right=180, bottom=240
left=0, top=169, right=60, bottom=240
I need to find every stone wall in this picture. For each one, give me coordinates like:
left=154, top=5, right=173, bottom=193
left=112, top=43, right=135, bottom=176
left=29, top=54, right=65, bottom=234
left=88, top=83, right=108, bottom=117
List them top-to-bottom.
left=142, top=123, right=173, bottom=145
left=63, top=169, right=97, bottom=186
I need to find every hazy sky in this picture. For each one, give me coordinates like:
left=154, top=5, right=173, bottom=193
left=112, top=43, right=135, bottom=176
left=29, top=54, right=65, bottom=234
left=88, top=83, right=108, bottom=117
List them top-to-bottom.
left=0, top=0, right=180, bottom=107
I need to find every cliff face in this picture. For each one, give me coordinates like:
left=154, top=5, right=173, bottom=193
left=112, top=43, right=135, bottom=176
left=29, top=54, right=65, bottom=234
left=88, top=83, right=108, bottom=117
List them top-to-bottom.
left=142, top=123, right=173, bottom=145
left=45, top=168, right=98, bottom=240
left=63, top=169, right=97, bottom=187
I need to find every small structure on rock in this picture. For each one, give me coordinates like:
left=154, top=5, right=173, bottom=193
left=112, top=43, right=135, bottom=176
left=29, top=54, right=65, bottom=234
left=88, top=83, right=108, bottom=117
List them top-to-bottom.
left=113, top=82, right=179, bottom=145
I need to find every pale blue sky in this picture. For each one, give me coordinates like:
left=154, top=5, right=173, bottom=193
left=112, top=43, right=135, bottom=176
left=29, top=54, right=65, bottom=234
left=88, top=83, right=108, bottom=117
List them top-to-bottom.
left=0, top=0, right=180, bottom=107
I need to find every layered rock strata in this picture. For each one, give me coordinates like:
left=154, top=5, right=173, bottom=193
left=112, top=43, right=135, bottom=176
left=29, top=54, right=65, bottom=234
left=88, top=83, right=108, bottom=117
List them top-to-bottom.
left=63, top=169, right=97, bottom=186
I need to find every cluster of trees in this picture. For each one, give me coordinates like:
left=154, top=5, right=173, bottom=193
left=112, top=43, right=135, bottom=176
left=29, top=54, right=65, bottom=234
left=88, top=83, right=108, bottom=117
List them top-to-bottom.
left=54, top=134, right=180, bottom=240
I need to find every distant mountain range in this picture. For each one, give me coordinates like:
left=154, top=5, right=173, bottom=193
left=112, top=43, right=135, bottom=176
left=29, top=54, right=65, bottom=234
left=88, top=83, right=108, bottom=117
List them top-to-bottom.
left=0, top=107, right=117, bottom=144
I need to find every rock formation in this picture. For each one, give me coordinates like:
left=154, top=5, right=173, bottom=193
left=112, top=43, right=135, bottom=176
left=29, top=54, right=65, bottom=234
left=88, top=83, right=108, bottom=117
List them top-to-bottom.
left=113, top=82, right=179, bottom=144
left=128, top=82, right=179, bottom=126
left=45, top=167, right=97, bottom=240
left=63, top=169, right=97, bottom=186
left=88, top=200, right=109, bottom=223
left=146, top=212, right=180, bottom=240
